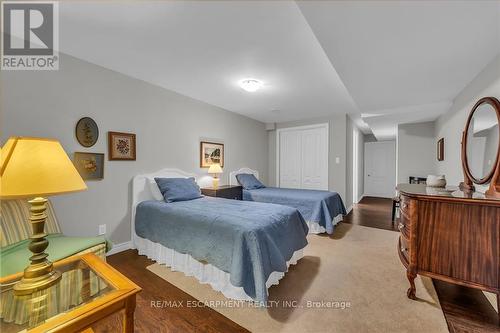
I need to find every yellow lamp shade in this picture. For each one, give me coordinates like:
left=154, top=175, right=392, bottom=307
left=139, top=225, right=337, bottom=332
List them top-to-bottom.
left=0, top=137, right=87, bottom=199
left=208, top=163, right=223, bottom=175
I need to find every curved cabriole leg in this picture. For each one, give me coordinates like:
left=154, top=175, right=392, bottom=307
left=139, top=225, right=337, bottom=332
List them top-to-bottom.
left=406, top=271, right=416, bottom=300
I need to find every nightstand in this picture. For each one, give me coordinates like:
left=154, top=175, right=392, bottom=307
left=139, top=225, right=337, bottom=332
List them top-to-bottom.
left=201, top=185, right=243, bottom=200
left=0, top=253, right=141, bottom=333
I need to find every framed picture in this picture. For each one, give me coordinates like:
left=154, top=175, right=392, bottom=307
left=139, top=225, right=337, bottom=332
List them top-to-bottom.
left=75, top=117, right=99, bottom=147
left=108, top=132, right=136, bottom=160
left=437, top=138, right=444, bottom=161
left=200, top=141, right=224, bottom=168
left=74, top=152, right=104, bottom=180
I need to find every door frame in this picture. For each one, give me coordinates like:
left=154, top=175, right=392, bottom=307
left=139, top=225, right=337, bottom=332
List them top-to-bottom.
left=276, top=123, right=329, bottom=188
left=352, top=126, right=359, bottom=204
left=363, top=141, right=396, bottom=198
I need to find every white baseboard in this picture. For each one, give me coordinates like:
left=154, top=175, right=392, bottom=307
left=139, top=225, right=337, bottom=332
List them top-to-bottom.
left=363, top=193, right=392, bottom=199
left=347, top=194, right=365, bottom=213
left=107, top=241, right=132, bottom=256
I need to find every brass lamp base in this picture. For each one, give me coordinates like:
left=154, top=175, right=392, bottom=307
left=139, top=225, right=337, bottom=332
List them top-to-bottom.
left=212, top=177, right=219, bottom=189
left=14, top=197, right=61, bottom=296
left=14, top=269, right=61, bottom=295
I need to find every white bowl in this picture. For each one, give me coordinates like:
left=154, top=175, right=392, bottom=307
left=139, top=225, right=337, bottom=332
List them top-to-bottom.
left=426, top=175, right=446, bottom=188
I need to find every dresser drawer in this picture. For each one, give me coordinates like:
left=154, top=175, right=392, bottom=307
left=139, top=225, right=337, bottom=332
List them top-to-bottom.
left=201, top=186, right=242, bottom=200
left=217, top=189, right=242, bottom=200
left=400, top=195, right=410, bottom=215
left=398, top=213, right=410, bottom=239
left=399, top=236, right=410, bottom=263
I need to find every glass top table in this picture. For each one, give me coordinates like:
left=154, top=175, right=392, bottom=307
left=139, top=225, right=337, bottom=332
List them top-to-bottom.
left=0, top=253, right=140, bottom=333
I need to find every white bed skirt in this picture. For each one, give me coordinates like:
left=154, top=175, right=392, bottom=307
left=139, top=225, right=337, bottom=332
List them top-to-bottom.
left=306, top=213, right=344, bottom=234
left=134, top=236, right=304, bottom=302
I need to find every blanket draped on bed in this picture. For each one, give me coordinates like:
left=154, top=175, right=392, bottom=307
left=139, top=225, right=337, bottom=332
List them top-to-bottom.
left=243, top=187, right=346, bottom=234
left=135, top=197, right=308, bottom=303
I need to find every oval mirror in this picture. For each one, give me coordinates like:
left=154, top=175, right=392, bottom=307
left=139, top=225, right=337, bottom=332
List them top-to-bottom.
left=464, top=98, right=500, bottom=184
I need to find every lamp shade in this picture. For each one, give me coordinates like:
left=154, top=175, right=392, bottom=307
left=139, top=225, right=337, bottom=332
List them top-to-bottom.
left=0, top=137, right=87, bottom=199
left=208, top=163, right=223, bottom=174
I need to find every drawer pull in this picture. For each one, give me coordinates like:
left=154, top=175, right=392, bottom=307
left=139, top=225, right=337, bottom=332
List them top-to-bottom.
left=398, top=223, right=404, bottom=231
left=401, top=247, right=408, bottom=252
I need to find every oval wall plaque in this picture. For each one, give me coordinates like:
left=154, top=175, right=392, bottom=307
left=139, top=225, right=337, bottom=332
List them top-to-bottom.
left=75, top=117, right=99, bottom=147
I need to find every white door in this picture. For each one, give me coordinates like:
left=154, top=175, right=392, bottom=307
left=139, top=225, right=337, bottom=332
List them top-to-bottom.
left=278, top=124, right=328, bottom=190
left=301, top=128, right=328, bottom=189
left=279, top=130, right=302, bottom=188
left=364, top=141, right=396, bottom=198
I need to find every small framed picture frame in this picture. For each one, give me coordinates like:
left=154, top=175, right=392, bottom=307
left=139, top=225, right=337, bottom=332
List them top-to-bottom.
left=108, top=132, right=136, bottom=161
left=437, top=138, right=444, bottom=161
left=200, top=141, right=224, bottom=168
left=74, top=152, right=104, bottom=180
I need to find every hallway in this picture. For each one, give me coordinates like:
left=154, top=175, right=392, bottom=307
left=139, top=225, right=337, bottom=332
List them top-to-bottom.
left=344, top=196, right=398, bottom=232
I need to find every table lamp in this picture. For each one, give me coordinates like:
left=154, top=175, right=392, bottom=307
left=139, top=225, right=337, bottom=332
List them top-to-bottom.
left=0, top=137, right=87, bottom=295
left=208, top=163, right=223, bottom=189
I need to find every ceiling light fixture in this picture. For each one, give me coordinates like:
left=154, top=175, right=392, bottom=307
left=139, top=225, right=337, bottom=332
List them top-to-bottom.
left=239, top=79, right=263, bottom=92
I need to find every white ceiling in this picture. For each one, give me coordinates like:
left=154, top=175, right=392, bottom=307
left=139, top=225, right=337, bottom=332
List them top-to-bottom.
left=298, top=0, right=500, bottom=139
left=56, top=1, right=500, bottom=139
left=59, top=1, right=357, bottom=124
left=360, top=101, right=452, bottom=141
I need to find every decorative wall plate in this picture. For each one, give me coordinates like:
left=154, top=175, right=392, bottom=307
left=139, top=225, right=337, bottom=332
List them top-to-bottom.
left=75, top=117, right=99, bottom=147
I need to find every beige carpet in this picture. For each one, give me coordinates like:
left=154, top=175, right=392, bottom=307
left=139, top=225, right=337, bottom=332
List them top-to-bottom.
left=147, top=223, right=449, bottom=333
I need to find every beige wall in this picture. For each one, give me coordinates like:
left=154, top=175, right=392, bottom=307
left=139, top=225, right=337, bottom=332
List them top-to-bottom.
left=1, top=53, right=268, bottom=245
left=435, top=54, right=500, bottom=187
left=397, top=121, right=436, bottom=184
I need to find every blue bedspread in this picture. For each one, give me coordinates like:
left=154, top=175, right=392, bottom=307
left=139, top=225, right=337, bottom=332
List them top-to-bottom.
left=243, top=187, right=346, bottom=234
left=135, top=197, right=308, bottom=302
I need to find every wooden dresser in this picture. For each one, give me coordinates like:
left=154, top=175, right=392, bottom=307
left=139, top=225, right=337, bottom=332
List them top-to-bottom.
left=397, top=184, right=499, bottom=311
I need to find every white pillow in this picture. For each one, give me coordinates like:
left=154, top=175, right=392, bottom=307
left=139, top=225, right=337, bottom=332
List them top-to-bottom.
left=148, top=178, right=164, bottom=201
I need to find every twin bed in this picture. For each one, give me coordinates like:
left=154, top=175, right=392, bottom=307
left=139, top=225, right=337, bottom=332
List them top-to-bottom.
left=131, top=168, right=345, bottom=303
left=230, top=168, right=346, bottom=234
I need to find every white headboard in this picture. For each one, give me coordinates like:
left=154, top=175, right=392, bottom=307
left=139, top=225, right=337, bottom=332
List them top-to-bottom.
left=131, top=168, right=197, bottom=247
left=229, top=168, right=259, bottom=186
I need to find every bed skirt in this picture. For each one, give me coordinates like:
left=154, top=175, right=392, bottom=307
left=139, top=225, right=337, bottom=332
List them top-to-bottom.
left=306, top=213, right=344, bottom=234
left=134, top=236, right=304, bottom=302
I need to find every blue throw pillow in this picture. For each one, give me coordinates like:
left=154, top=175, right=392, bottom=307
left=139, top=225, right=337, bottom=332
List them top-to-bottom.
left=236, top=173, right=266, bottom=190
left=154, top=177, right=202, bottom=203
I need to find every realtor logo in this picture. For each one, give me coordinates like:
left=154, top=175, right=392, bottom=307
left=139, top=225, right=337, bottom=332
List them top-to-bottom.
left=1, top=1, right=59, bottom=70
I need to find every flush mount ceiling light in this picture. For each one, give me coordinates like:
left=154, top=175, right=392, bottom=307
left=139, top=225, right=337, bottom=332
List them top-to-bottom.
left=239, top=79, right=263, bottom=92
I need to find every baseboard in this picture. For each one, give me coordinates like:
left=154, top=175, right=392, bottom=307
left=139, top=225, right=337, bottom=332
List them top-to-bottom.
left=363, top=193, right=392, bottom=199
left=107, top=241, right=132, bottom=256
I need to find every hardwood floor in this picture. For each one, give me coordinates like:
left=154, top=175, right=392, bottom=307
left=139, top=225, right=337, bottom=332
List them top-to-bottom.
left=343, top=196, right=398, bottom=232
left=345, top=196, right=499, bottom=333
left=102, top=250, right=249, bottom=333
left=434, top=280, right=499, bottom=333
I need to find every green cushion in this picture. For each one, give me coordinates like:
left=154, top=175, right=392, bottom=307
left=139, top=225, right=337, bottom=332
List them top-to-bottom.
left=0, top=234, right=108, bottom=278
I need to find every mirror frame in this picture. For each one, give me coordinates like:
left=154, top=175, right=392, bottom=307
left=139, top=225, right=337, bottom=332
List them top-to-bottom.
left=460, top=96, right=500, bottom=198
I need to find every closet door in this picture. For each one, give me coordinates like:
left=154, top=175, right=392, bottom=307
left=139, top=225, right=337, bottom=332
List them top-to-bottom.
left=278, top=124, right=328, bottom=190
left=301, top=127, right=328, bottom=190
left=279, top=130, right=302, bottom=188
